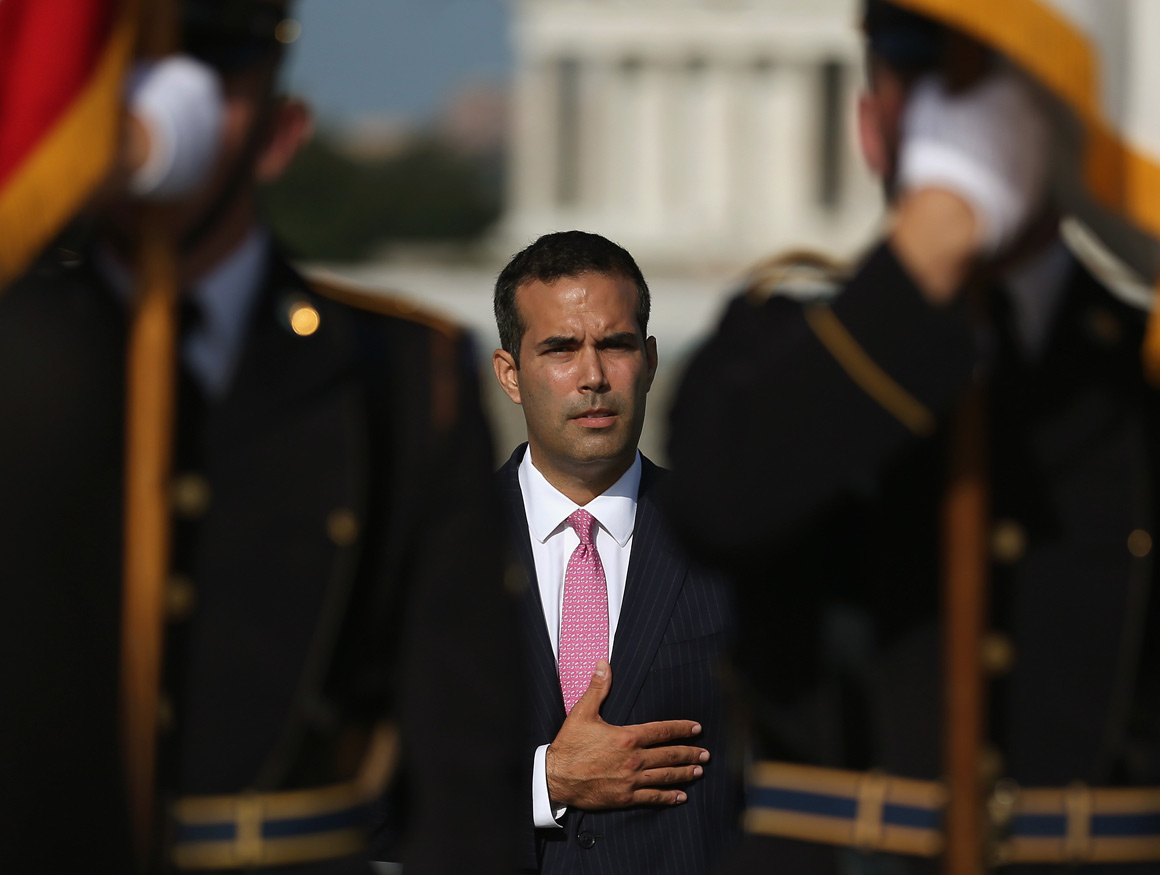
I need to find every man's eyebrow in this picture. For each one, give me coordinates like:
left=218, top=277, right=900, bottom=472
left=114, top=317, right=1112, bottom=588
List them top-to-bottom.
left=597, top=331, right=640, bottom=346
left=535, top=334, right=578, bottom=350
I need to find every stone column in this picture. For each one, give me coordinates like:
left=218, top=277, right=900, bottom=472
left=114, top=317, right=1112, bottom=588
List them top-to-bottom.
left=580, top=53, right=634, bottom=224
left=509, top=55, right=559, bottom=221
left=632, top=56, right=671, bottom=234
left=697, top=56, right=736, bottom=237
left=602, top=57, right=641, bottom=226
left=736, top=59, right=776, bottom=253
left=768, top=59, right=819, bottom=247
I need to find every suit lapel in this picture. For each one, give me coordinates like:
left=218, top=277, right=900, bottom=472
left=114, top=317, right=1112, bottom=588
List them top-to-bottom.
left=499, top=446, right=567, bottom=736
left=603, top=457, right=687, bottom=727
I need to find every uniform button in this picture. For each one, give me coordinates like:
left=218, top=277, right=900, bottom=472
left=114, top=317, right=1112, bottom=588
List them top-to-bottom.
left=275, top=18, right=302, bottom=44
left=288, top=300, right=321, bottom=336
left=172, top=473, right=211, bottom=518
left=326, top=508, right=360, bottom=547
left=991, top=519, right=1026, bottom=564
left=1128, top=529, right=1153, bottom=558
left=165, top=574, right=197, bottom=622
left=980, top=632, right=1016, bottom=676
left=978, top=745, right=1005, bottom=787
left=577, top=831, right=596, bottom=849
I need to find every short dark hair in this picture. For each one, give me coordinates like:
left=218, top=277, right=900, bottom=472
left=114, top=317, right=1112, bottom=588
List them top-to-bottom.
left=494, top=230, right=651, bottom=367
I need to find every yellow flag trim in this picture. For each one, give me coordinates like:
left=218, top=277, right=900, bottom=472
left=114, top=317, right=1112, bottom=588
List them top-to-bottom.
left=0, top=1, right=139, bottom=287
left=805, top=304, right=937, bottom=438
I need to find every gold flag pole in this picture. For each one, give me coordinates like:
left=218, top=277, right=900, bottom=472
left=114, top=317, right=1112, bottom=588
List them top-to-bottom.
left=119, top=0, right=179, bottom=867
left=121, top=211, right=179, bottom=868
left=941, top=384, right=991, bottom=875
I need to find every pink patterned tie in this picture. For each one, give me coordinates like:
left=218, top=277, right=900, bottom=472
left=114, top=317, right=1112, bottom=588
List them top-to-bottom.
left=558, top=509, right=609, bottom=714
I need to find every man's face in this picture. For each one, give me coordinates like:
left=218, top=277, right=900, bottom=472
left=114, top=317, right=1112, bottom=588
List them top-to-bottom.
left=107, top=57, right=309, bottom=278
left=858, top=59, right=912, bottom=199
left=169, top=61, right=278, bottom=236
left=494, top=271, right=658, bottom=494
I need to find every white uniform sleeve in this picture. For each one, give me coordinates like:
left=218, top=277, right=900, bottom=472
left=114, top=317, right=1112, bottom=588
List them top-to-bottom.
left=126, top=55, right=224, bottom=199
left=898, top=66, right=1051, bottom=254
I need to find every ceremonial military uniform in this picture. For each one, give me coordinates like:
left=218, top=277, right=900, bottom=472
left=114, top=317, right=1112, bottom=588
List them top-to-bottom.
left=0, top=240, right=523, bottom=872
left=666, top=242, right=1160, bottom=873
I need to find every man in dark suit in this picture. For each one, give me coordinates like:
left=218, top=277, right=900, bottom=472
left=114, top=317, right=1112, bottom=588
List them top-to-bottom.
left=0, top=2, right=522, bottom=871
left=666, top=4, right=1160, bottom=873
left=490, top=230, right=739, bottom=874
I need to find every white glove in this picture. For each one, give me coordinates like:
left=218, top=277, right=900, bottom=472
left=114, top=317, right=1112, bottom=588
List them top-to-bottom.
left=125, top=55, right=225, bottom=199
left=897, top=67, right=1052, bottom=254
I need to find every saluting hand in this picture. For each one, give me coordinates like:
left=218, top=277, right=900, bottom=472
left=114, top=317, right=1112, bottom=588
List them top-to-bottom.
left=545, top=660, right=709, bottom=810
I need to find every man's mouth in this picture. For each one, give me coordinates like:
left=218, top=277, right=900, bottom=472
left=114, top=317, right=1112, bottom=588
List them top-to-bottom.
left=572, top=407, right=618, bottom=428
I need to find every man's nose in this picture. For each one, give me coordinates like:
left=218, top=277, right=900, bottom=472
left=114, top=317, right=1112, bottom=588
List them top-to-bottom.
left=577, top=347, right=610, bottom=393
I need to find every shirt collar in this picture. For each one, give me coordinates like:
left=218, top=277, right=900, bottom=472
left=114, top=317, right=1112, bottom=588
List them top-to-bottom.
left=184, top=226, right=269, bottom=398
left=1001, top=239, right=1073, bottom=360
left=518, top=447, right=641, bottom=548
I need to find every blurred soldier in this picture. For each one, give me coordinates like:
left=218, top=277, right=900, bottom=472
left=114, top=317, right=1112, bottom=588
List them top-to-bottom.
left=0, top=1, right=522, bottom=872
left=666, top=2, right=1160, bottom=873
left=491, top=231, right=740, bottom=874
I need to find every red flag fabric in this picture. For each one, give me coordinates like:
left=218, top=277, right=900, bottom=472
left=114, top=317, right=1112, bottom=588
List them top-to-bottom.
left=0, top=0, right=138, bottom=286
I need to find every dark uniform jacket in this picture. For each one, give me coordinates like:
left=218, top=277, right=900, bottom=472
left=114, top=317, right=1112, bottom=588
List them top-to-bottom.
left=0, top=241, right=523, bottom=874
left=666, top=242, right=1160, bottom=874
left=499, top=445, right=741, bottom=875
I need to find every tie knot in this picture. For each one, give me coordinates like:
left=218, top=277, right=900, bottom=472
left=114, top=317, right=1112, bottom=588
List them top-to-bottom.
left=567, top=509, right=597, bottom=546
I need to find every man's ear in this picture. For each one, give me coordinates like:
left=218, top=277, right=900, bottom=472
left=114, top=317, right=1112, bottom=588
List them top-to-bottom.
left=857, top=91, right=888, bottom=178
left=256, top=96, right=313, bottom=184
left=645, top=336, right=658, bottom=392
left=492, top=349, right=523, bottom=405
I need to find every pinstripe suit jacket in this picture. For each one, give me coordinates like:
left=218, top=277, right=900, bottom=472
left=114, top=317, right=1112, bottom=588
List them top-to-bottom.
left=500, top=445, right=740, bottom=875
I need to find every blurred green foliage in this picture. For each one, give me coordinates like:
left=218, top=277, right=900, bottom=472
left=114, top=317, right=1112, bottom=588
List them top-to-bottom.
left=260, top=132, right=502, bottom=262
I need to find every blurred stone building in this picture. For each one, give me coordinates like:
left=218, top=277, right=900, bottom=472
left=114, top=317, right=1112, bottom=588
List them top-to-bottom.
left=503, top=0, right=882, bottom=269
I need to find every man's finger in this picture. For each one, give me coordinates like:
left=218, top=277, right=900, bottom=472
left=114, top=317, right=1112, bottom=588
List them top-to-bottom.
left=568, top=659, right=612, bottom=720
left=630, top=719, right=702, bottom=747
left=635, top=745, right=709, bottom=770
left=635, top=765, right=704, bottom=788
left=631, top=788, right=688, bottom=806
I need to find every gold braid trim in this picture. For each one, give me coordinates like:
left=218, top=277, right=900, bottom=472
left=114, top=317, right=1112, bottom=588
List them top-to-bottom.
left=308, top=275, right=461, bottom=340
left=804, top=305, right=936, bottom=438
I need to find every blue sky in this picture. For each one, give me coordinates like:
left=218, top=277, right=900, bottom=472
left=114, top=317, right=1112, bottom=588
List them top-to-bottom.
left=281, top=0, right=512, bottom=125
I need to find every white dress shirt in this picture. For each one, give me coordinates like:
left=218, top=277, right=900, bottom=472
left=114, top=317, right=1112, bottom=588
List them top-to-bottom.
left=518, top=447, right=641, bottom=829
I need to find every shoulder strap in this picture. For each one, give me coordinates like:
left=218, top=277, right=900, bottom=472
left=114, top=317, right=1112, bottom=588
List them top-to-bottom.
left=306, top=273, right=462, bottom=340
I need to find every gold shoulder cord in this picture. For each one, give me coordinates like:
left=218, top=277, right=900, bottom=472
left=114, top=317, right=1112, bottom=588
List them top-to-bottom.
left=742, top=248, right=935, bottom=437
left=308, top=275, right=461, bottom=340
left=804, top=305, right=936, bottom=438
